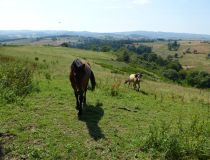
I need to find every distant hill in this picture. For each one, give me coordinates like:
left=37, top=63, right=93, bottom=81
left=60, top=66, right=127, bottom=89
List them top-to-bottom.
left=1, top=30, right=210, bottom=42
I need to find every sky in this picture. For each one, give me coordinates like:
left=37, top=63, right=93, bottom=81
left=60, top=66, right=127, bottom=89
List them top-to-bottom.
left=0, top=0, right=210, bottom=34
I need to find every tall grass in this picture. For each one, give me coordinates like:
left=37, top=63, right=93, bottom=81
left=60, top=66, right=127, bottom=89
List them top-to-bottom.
left=0, top=58, right=37, bottom=103
left=141, top=116, right=210, bottom=159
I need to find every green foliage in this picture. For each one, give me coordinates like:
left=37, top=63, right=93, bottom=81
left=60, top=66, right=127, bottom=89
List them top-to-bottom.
left=168, top=40, right=180, bottom=51
left=61, top=42, right=69, bottom=47
left=127, top=44, right=152, bottom=55
left=0, top=45, right=210, bottom=159
left=101, top=45, right=111, bottom=52
left=116, top=48, right=131, bottom=63
left=140, top=53, right=168, bottom=66
left=35, top=57, right=39, bottom=61
left=166, top=61, right=182, bottom=71
left=0, top=62, right=35, bottom=103
left=162, top=69, right=179, bottom=81
left=178, top=70, right=187, bottom=80
left=187, top=71, right=210, bottom=88
left=45, top=72, right=52, bottom=81
left=110, top=82, right=121, bottom=96
left=141, top=117, right=210, bottom=159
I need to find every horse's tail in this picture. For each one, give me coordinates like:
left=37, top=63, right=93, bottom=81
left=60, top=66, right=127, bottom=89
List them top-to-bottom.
left=90, top=70, right=96, bottom=91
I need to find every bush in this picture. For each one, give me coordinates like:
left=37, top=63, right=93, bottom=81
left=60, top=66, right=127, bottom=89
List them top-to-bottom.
left=168, top=41, right=180, bottom=51
left=127, top=44, right=152, bottom=55
left=116, top=48, right=131, bottom=63
left=166, top=61, right=182, bottom=72
left=0, top=62, right=35, bottom=103
left=162, top=69, right=179, bottom=81
left=178, top=70, right=187, bottom=80
left=187, top=71, right=210, bottom=88
left=111, top=82, right=121, bottom=97
left=141, top=117, right=210, bottom=159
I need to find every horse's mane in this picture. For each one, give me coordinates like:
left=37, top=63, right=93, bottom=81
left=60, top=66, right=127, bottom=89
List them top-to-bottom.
left=72, top=58, right=84, bottom=69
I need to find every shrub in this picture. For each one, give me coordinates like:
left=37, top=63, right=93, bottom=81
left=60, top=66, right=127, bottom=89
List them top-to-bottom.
left=168, top=41, right=180, bottom=51
left=61, top=42, right=69, bottom=47
left=116, top=48, right=131, bottom=63
left=35, top=57, right=39, bottom=61
left=166, top=61, right=182, bottom=72
left=0, top=62, right=35, bottom=103
left=162, top=69, right=179, bottom=81
left=178, top=70, right=187, bottom=80
left=187, top=71, right=210, bottom=88
left=45, top=72, right=52, bottom=81
left=111, top=82, right=121, bottom=96
left=141, top=117, right=210, bottom=159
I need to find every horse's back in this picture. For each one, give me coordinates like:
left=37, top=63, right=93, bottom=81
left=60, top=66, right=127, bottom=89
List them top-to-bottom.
left=129, top=74, right=136, bottom=80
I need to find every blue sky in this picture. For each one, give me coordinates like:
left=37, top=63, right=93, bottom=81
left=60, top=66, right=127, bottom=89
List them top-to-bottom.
left=0, top=0, right=210, bottom=34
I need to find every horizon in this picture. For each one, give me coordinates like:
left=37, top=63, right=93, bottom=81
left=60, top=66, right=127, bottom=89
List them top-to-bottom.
left=0, top=0, right=210, bottom=35
left=1, top=30, right=210, bottom=36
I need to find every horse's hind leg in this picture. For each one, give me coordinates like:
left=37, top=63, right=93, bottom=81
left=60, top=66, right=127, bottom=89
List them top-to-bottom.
left=133, top=82, right=136, bottom=90
left=137, top=82, right=140, bottom=91
left=83, top=90, right=87, bottom=106
left=74, top=91, right=79, bottom=110
left=78, top=91, right=84, bottom=116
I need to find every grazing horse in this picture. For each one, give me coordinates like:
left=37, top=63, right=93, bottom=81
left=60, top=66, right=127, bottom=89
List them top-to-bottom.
left=69, top=58, right=96, bottom=116
left=124, top=73, right=143, bottom=91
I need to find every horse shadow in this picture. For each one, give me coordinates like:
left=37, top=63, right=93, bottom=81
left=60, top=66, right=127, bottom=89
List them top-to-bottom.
left=139, top=90, right=149, bottom=95
left=78, top=101, right=105, bottom=141
left=0, top=132, right=16, bottom=159
left=0, top=144, right=3, bottom=160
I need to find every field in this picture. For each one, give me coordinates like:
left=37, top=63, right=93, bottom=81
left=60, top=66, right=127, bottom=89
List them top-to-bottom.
left=146, top=40, right=210, bottom=73
left=0, top=45, right=210, bottom=159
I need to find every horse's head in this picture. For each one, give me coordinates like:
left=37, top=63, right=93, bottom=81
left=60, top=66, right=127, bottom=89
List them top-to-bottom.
left=72, top=59, right=86, bottom=80
left=135, top=73, right=143, bottom=81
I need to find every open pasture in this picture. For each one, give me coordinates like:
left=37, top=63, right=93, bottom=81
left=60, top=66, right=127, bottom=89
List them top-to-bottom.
left=0, top=46, right=210, bottom=159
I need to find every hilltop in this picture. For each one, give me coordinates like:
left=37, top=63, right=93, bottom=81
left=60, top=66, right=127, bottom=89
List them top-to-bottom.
left=1, top=30, right=210, bottom=42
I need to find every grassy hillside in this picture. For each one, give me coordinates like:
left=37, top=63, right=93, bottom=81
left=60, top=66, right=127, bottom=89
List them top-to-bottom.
left=146, top=40, right=210, bottom=73
left=0, top=46, right=210, bottom=159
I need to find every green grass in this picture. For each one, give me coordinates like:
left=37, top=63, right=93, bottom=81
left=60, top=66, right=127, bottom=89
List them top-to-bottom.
left=148, top=40, right=210, bottom=73
left=0, top=45, right=210, bottom=159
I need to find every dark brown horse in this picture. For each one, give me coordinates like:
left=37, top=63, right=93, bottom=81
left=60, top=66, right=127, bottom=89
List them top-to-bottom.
left=69, top=59, right=96, bottom=116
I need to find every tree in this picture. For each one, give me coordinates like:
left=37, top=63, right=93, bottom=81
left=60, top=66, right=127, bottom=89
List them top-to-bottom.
left=168, top=41, right=180, bottom=51
left=101, top=45, right=111, bottom=52
left=116, top=48, right=130, bottom=63
left=167, top=61, right=182, bottom=72
left=162, top=69, right=179, bottom=81
left=187, top=71, right=210, bottom=88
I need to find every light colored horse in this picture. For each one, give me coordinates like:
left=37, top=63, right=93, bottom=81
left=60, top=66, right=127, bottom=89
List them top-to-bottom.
left=69, top=58, right=96, bottom=116
left=124, top=73, right=143, bottom=91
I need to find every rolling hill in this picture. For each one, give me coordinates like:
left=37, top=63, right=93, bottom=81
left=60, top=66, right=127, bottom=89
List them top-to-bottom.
left=1, top=30, right=210, bottom=42
left=0, top=45, right=210, bottom=159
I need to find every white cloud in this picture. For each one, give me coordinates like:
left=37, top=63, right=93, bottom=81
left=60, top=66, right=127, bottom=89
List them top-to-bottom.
left=132, top=0, right=151, bottom=5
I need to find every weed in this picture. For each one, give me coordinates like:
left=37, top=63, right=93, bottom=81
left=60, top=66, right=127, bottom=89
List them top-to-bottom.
left=35, top=57, right=39, bottom=61
left=0, top=62, right=37, bottom=103
left=45, top=72, right=52, bottom=81
left=111, top=82, right=121, bottom=96
left=141, top=117, right=210, bottom=159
